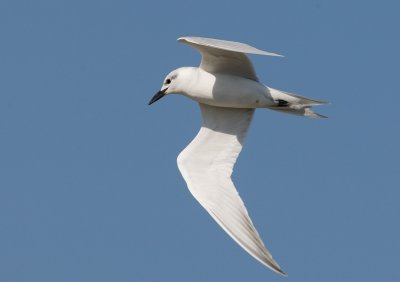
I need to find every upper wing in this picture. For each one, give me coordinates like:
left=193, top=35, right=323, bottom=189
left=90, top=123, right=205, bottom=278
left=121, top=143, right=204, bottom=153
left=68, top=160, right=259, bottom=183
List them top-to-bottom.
left=178, top=36, right=283, bottom=81
left=177, top=103, right=285, bottom=275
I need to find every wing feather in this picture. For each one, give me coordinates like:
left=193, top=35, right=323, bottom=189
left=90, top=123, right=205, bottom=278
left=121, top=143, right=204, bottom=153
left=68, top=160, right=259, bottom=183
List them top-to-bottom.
left=178, top=36, right=283, bottom=81
left=177, top=103, right=285, bottom=275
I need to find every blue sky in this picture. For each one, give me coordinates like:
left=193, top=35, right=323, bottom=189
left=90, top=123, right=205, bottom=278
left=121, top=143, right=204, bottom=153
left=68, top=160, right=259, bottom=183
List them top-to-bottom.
left=1, top=0, right=399, bottom=281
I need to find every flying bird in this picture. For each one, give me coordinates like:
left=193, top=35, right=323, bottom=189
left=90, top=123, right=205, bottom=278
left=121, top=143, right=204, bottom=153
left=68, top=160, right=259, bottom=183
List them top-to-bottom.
left=149, top=36, right=327, bottom=275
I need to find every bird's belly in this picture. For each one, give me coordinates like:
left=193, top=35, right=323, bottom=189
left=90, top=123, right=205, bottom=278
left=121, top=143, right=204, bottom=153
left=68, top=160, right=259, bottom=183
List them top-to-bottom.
left=186, top=73, right=275, bottom=108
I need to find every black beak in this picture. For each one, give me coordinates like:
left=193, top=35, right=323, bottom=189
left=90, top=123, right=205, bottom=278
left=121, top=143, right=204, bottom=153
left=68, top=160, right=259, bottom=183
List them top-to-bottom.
left=148, top=88, right=167, bottom=105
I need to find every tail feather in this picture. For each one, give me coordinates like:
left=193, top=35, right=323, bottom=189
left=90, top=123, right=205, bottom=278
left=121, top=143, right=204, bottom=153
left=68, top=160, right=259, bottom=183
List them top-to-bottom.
left=267, top=87, right=327, bottom=118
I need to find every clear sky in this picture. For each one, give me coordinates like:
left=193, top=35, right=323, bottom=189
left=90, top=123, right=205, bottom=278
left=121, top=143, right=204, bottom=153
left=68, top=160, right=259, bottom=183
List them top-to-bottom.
left=1, top=0, right=399, bottom=281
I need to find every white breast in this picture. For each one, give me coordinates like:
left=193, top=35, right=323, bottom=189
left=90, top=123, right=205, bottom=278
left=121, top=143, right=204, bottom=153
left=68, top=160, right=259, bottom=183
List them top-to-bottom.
left=183, top=69, right=275, bottom=108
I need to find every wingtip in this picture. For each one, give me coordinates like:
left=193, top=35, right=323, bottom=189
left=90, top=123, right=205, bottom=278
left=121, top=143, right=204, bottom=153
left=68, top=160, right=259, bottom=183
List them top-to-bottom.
left=265, top=51, right=284, bottom=58
left=259, top=52, right=284, bottom=58
left=271, top=53, right=285, bottom=58
left=268, top=262, right=287, bottom=276
left=278, top=269, right=288, bottom=277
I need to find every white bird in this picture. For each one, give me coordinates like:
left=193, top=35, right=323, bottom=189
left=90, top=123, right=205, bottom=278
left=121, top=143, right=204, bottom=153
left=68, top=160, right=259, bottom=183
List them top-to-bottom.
left=149, top=36, right=326, bottom=276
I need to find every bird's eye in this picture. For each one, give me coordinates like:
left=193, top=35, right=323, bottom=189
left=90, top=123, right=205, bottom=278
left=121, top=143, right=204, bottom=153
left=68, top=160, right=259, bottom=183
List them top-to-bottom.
left=165, top=78, right=171, bottom=85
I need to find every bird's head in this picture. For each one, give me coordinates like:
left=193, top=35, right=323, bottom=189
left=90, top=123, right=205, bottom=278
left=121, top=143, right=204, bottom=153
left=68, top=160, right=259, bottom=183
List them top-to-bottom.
left=148, top=68, right=192, bottom=105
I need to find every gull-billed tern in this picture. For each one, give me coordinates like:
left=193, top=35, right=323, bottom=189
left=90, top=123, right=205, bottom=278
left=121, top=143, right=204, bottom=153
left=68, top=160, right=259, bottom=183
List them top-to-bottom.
left=149, top=36, right=327, bottom=276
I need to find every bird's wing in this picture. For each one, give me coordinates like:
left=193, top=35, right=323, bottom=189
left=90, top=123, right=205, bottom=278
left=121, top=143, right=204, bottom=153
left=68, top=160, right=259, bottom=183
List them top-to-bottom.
left=178, top=36, right=283, bottom=81
left=177, top=103, right=285, bottom=275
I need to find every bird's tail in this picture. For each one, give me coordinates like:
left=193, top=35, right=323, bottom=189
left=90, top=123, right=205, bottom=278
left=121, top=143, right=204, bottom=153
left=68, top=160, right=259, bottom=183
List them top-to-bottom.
left=266, top=87, right=328, bottom=118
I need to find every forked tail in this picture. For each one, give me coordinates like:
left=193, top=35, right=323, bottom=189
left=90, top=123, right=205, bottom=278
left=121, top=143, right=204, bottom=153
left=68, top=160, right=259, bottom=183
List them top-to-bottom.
left=267, top=87, right=328, bottom=118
